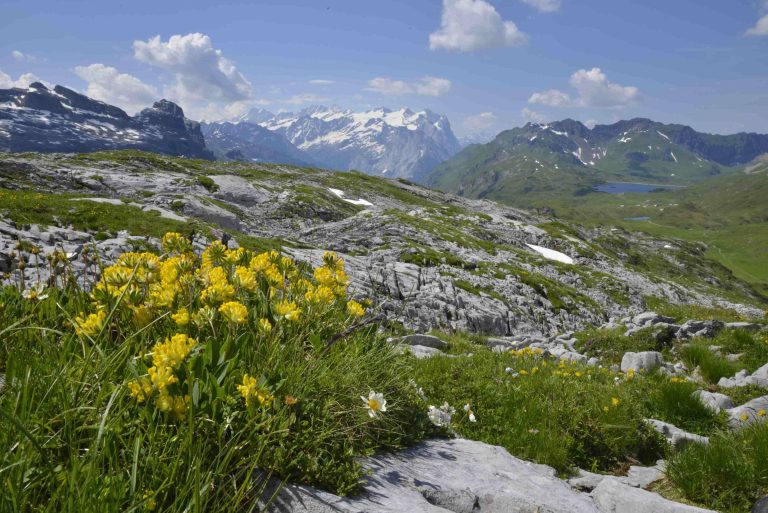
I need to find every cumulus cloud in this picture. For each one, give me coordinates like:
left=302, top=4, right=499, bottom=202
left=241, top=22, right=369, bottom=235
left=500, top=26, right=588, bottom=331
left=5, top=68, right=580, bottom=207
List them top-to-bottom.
left=429, top=0, right=527, bottom=52
left=520, top=0, right=562, bottom=12
left=746, top=1, right=768, bottom=36
left=746, top=14, right=768, bottom=36
left=133, top=33, right=252, bottom=104
left=11, top=50, right=38, bottom=62
left=74, top=63, right=158, bottom=114
left=528, top=68, right=640, bottom=109
left=0, top=69, right=43, bottom=89
left=366, top=76, right=452, bottom=96
left=309, top=79, right=335, bottom=85
left=528, top=88, right=572, bottom=107
left=285, top=93, right=329, bottom=105
left=521, top=107, right=547, bottom=123
left=462, top=111, right=498, bottom=132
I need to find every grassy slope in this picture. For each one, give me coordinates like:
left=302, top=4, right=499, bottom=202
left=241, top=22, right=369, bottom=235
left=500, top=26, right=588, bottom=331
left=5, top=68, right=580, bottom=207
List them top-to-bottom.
left=545, top=163, right=768, bottom=295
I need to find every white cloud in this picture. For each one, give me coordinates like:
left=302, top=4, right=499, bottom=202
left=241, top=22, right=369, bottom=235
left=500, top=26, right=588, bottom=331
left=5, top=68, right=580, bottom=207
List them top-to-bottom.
left=429, top=0, right=527, bottom=52
left=520, top=0, right=562, bottom=12
left=746, top=14, right=768, bottom=36
left=133, top=33, right=252, bottom=104
left=11, top=50, right=38, bottom=62
left=74, top=63, right=158, bottom=114
left=528, top=68, right=640, bottom=109
left=569, top=68, right=640, bottom=107
left=0, top=69, right=43, bottom=89
left=366, top=76, right=452, bottom=96
left=309, top=79, right=335, bottom=85
left=528, top=88, right=572, bottom=107
left=285, top=93, right=329, bottom=105
left=194, top=99, right=271, bottom=122
left=521, top=107, right=547, bottom=123
left=463, top=111, right=497, bottom=132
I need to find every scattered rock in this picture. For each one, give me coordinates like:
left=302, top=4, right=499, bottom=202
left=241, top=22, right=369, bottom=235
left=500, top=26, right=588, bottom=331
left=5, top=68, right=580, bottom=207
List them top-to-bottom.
left=726, top=322, right=761, bottom=332
left=392, top=334, right=448, bottom=350
left=396, top=344, right=445, bottom=359
left=621, top=351, right=664, bottom=373
left=718, top=363, right=768, bottom=389
left=693, top=390, right=734, bottom=413
left=726, top=395, right=768, bottom=428
left=647, top=419, right=709, bottom=447
left=568, top=462, right=665, bottom=491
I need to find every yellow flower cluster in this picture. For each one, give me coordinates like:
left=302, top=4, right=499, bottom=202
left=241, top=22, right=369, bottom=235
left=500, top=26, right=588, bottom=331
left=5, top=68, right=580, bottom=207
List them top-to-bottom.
left=219, top=301, right=248, bottom=324
left=75, top=309, right=107, bottom=336
left=128, top=334, right=195, bottom=419
left=509, top=347, right=545, bottom=358
left=236, top=374, right=274, bottom=407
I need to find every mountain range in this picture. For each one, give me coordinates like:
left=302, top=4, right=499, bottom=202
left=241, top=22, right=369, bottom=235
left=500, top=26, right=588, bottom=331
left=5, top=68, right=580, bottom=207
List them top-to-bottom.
left=0, top=82, right=212, bottom=159
left=206, top=105, right=462, bottom=179
left=426, top=118, right=768, bottom=207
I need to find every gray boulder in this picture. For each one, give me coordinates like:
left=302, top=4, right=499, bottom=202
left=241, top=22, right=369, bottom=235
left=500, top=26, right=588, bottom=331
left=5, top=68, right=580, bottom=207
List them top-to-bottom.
left=726, top=322, right=761, bottom=332
left=393, top=334, right=448, bottom=350
left=621, top=351, right=664, bottom=373
left=718, top=363, right=768, bottom=389
left=693, top=390, right=734, bottom=413
left=726, top=395, right=768, bottom=428
left=647, top=419, right=709, bottom=447
left=591, top=478, right=717, bottom=513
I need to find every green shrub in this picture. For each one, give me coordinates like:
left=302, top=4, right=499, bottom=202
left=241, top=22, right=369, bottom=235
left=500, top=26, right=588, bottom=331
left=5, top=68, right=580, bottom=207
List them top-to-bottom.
left=574, top=326, right=669, bottom=365
left=710, top=329, right=768, bottom=373
left=667, top=422, right=768, bottom=513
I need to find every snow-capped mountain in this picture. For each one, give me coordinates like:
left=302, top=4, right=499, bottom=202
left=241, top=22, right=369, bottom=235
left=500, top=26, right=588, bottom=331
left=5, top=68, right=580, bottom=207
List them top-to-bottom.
left=0, top=82, right=212, bottom=159
left=253, top=105, right=462, bottom=180
left=200, top=121, right=314, bottom=167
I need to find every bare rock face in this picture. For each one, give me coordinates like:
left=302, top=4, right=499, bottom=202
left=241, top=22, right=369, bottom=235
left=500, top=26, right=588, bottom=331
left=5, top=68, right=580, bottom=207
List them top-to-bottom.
left=591, top=478, right=717, bottom=513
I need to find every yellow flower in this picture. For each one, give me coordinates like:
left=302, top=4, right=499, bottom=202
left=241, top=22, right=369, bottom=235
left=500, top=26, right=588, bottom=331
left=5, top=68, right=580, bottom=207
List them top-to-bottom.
left=162, top=232, right=192, bottom=255
left=233, top=266, right=257, bottom=292
left=305, top=284, right=336, bottom=304
left=275, top=300, right=301, bottom=321
left=346, top=300, right=366, bottom=317
left=219, top=301, right=248, bottom=324
left=172, top=307, right=190, bottom=326
left=75, top=310, right=107, bottom=336
left=258, top=318, right=272, bottom=333
left=152, top=334, right=196, bottom=369
left=149, top=366, right=178, bottom=390
left=625, top=368, right=635, bottom=380
left=575, top=371, right=583, bottom=378
left=237, top=374, right=274, bottom=407
left=127, top=378, right=153, bottom=403
left=156, top=391, right=175, bottom=412
left=611, top=397, right=620, bottom=407
left=603, top=406, right=610, bottom=412
left=759, top=410, right=767, bottom=417
left=741, top=413, right=749, bottom=422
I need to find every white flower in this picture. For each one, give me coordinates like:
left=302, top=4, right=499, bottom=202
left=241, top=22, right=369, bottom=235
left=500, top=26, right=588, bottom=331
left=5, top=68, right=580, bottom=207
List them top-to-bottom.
left=21, top=283, right=49, bottom=301
left=505, top=367, right=514, bottom=374
left=361, top=391, right=387, bottom=418
left=427, top=402, right=455, bottom=427
left=464, top=403, right=477, bottom=422
left=464, top=403, right=471, bottom=412
left=469, top=412, right=477, bottom=423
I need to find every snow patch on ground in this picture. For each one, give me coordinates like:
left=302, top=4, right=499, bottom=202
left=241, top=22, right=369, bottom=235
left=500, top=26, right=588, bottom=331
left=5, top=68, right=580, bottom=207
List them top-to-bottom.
left=656, top=130, right=671, bottom=141
left=328, top=188, right=374, bottom=207
left=525, top=244, right=575, bottom=265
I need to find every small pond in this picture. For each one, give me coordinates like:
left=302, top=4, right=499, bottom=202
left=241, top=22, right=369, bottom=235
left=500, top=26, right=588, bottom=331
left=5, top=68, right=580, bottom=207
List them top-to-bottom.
left=595, top=182, right=685, bottom=194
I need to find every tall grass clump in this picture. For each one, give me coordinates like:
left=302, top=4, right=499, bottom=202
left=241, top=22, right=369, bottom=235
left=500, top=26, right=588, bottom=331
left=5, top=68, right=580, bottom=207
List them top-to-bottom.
left=0, top=233, right=430, bottom=512
left=679, top=343, right=739, bottom=383
left=411, top=347, right=667, bottom=473
left=644, top=378, right=724, bottom=435
left=666, top=422, right=768, bottom=513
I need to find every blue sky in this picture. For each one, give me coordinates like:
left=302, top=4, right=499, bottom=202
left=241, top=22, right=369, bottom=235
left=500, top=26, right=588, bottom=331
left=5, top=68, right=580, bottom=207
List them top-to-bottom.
left=1, top=0, right=766, bottom=137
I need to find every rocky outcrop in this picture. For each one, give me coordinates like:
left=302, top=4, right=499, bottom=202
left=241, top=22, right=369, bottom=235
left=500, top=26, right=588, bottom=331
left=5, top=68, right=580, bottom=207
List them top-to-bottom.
left=0, top=83, right=213, bottom=158
left=263, top=438, right=713, bottom=513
